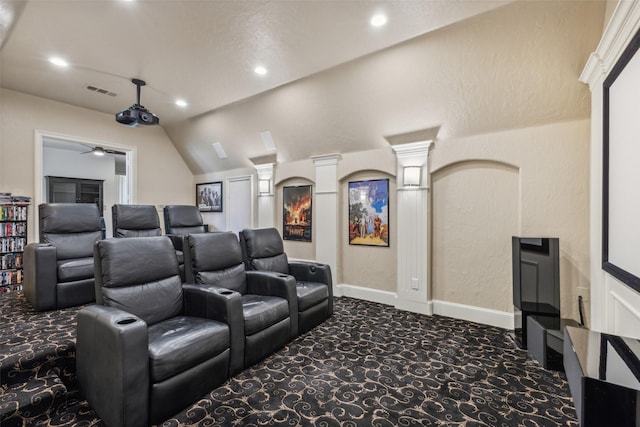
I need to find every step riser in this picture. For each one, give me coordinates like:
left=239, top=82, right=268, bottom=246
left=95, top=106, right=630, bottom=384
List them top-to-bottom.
left=1, top=375, right=67, bottom=426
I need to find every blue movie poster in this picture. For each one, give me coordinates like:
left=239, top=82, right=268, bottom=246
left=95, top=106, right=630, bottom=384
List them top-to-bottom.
left=348, top=179, right=389, bottom=247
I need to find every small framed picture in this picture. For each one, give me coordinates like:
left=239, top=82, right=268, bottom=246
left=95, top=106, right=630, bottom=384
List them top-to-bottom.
left=196, top=181, right=223, bottom=212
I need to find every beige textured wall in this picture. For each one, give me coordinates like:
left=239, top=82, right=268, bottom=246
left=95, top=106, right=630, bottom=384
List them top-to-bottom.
left=0, top=88, right=194, bottom=241
left=430, top=119, right=591, bottom=319
left=432, top=161, right=519, bottom=312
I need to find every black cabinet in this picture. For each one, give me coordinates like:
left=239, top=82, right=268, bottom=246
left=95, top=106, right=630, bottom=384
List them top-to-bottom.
left=46, top=176, right=104, bottom=213
left=512, top=237, right=560, bottom=348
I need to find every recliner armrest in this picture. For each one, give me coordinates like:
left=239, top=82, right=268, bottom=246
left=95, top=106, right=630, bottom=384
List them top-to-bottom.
left=166, top=234, right=186, bottom=252
left=23, top=243, right=58, bottom=311
left=288, top=261, right=332, bottom=286
left=289, top=261, right=334, bottom=315
left=246, top=271, right=298, bottom=338
left=182, top=284, right=244, bottom=375
left=76, top=305, right=149, bottom=427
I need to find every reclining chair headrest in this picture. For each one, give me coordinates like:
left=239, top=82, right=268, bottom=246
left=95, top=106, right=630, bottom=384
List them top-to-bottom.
left=40, top=203, right=101, bottom=236
left=113, top=204, right=162, bottom=238
left=164, top=205, right=205, bottom=234
left=240, top=228, right=284, bottom=259
left=240, top=228, right=289, bottom=274
left=189, top=232, right=244, bottom=272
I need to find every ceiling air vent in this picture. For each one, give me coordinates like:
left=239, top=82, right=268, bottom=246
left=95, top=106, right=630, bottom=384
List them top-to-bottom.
left=86, top=85, right=117, bottom=97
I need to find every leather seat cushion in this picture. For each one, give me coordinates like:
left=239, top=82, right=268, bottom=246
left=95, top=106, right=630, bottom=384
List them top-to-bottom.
left=57, top=257, right=94, bottom=282
left=296, top=281, right=329, bottom=311
left=242, top=294, right=289, bottom=336
left=148, top=316, right=229, bottom=383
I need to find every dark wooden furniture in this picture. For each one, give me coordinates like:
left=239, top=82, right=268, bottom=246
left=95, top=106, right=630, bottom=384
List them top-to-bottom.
left=46, top=176, right=104, bottom=213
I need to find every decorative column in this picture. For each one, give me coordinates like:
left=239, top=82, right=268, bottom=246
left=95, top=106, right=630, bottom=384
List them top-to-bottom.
left=391, top=141, right=433, bottom=315
left=311, top=153, right=341, bottom=293
left=254, top=163, right=275, bottom=228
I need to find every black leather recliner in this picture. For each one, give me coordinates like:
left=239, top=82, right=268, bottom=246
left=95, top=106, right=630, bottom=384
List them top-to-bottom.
left=23, top=203, right=102, bottom=311
left=112, top=204, right=162, bottom=238
left=163, top=205, right=209, bottom=280
left=163, top=205, right=208, bottom=236
left=239, top=227, right=333, bottom=334
left=184, top=231, right=298, bottom=369
left=76, top=236, right=242, bottom=427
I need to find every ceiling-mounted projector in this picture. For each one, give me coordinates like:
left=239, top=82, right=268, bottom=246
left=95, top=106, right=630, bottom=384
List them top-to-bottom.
left=116, top=78, right=159, bottom=127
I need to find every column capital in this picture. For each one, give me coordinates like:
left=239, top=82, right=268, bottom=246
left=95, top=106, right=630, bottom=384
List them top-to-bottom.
left=391, top=140, right=433, bottom=159
left=311, top=153, right=342, bottom=166
left=254, top=163, right=274, bottom=179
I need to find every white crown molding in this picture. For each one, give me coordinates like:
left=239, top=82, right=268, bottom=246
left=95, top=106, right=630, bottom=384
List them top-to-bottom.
left=580, top=0, right=640, bottom=87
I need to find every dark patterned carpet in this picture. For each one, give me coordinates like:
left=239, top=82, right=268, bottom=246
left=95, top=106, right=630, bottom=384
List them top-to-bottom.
left=0, top=292, right=577, bottom=426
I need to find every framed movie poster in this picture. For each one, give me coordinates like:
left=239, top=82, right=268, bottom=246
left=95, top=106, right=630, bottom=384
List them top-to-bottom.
left=348, top=179, right=389, bottom=247
left=196, top=181, right=223, bottom=212
left=283, top=185, right=312, bottom=242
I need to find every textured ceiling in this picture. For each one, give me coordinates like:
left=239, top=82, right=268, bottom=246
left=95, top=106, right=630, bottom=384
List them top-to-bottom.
left=0, top=0, right=604, bottom=174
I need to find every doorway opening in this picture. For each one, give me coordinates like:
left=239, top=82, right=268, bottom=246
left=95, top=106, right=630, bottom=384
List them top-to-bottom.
left=34, top=130, right=136, bottom=239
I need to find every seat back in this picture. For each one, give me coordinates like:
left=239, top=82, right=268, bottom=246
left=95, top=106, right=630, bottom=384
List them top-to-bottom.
left=39, top=203, right=102, bottom=260
left=112, top=204, right=162, bottom=238
left=163, top=205, right=207, bottom=235
left=239, top=228, right=290, bottom=274
left=185, top=232, right=248, bottom=294
left=94, top=236, right=183, bottom=326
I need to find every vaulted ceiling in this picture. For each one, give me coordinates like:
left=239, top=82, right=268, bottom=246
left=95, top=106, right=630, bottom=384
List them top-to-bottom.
left=0, top=0, right=605, bottom=174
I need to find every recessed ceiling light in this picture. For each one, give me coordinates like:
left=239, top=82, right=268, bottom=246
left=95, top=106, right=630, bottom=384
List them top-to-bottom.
left=370, top=14, right=387, bottom=27
left=49, top=57, right=69, bottom=67
left=254, top=66, right=268, bottom=75
left=175, top=99, right=188, bottom=108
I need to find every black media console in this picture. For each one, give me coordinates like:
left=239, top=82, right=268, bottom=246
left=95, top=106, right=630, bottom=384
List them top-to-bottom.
left=564, top=326, right=640, bottom=426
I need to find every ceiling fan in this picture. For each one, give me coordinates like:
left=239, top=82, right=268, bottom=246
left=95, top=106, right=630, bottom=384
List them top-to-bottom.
left=80, top=146, right=126, bottom=156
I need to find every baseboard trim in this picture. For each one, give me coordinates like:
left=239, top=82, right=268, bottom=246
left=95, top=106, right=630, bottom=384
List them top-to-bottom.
left=335, top=284, right=514, bottom=329
left=336, top=284, right=397, bottom=306
left=395, top=298, right=433, bottom=316
left=432, top=299, right=514, bottom=329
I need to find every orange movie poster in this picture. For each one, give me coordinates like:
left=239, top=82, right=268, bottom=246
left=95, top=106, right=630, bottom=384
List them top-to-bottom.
left=283, top=185, right=312, bottom=242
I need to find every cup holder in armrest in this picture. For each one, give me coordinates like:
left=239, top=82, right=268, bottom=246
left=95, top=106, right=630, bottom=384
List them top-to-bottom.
left=278, top=274, right=289, bottom=278
left=219, top=290, right=234, bottom=295
left=117, top=318, right=137, bottom=325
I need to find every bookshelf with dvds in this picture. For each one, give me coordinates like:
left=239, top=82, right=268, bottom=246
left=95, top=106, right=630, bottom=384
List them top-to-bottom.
left=0, top=201, right=28, bottom=293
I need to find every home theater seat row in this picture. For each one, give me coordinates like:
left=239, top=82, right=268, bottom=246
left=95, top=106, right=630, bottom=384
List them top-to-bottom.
left=21, top=203, right=333, bottom=426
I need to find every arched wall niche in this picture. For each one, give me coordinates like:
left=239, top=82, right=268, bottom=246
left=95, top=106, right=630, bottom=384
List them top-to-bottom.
left=430, top=159, right=520, bottom=313
left=338, top=169, right=397, bottom=291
